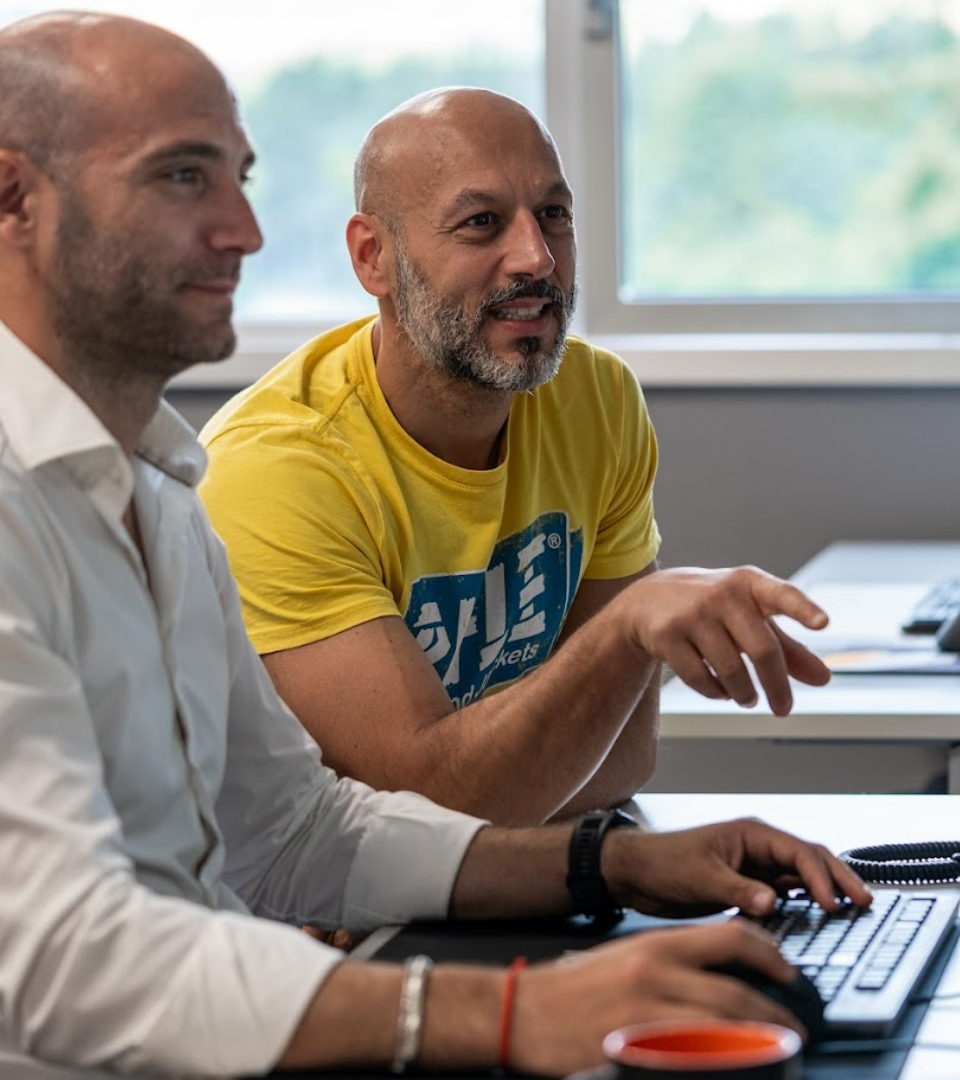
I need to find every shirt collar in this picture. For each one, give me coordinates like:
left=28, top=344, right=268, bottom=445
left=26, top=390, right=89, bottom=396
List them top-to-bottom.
left=0, top=317, right=207, bottom=490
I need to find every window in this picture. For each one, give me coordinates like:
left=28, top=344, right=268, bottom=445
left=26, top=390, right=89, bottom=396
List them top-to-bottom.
left=581, top=0, right=960, bottom=336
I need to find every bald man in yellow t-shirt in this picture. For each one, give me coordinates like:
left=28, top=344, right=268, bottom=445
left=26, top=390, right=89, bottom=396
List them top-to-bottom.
left=200, top=89, right=831, bottom=826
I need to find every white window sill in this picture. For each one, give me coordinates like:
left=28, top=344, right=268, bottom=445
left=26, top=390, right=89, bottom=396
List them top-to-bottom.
left=169, top=327, right=960, bottom=391
left=593, top=333, right=960, bottom=388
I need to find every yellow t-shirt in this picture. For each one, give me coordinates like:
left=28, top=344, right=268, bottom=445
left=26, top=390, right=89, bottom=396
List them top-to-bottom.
left=199, top=316, right=660, bottom=707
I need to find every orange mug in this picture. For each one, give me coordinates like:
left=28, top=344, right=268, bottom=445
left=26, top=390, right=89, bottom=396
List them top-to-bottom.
left=603, top=1020, right=802, bottom=1079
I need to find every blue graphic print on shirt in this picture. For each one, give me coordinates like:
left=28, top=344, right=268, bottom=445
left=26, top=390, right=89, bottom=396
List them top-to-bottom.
left=404, top=512, right=584, bottom=708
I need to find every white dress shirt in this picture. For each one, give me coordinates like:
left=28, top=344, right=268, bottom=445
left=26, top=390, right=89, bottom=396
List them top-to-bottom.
left=0, top=319, right=486, bottom=1079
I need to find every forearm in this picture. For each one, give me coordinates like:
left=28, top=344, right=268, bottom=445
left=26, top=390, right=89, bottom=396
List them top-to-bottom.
left=265, top=572, right=662, bottom=826
left=399, top=609, right=659, bottom=825
left=550, top=667, right=661, bottom=820
left=449, top=823, right=572, bottom=919
left=278, top=959, right=504, bottom=1072
left=277, top=961, right=399, bottom=1069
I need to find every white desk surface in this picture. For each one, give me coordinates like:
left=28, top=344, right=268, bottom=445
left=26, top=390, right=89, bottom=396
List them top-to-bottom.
left=660, top=541, right=960, bottom=742
left=637, top=792, right=960, bottom=848
left=639, top=793, right=960, bottom=1079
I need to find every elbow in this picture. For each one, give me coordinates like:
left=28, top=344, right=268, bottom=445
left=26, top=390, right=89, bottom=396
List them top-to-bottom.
left=636, top=739, right=658, bottom=792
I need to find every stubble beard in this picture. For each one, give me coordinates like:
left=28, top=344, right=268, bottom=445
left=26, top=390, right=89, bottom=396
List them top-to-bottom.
left=48, top=186, right=237, bottom=388
left=393, top=241, right=577, bottom=395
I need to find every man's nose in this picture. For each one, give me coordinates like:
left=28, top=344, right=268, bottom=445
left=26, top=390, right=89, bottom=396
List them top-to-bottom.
left=208, top=184, right=264, bottom=255
left=502, top=210, right=555, bottom=280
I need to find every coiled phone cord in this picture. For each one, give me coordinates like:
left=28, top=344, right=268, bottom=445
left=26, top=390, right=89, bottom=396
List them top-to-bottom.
left=839, top=841, right=960, bottom=885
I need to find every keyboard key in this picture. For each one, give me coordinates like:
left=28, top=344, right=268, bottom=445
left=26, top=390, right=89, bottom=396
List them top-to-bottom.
left=899, top=900, right=934, bottom=921
left=857, top=969, right=892, bottom=990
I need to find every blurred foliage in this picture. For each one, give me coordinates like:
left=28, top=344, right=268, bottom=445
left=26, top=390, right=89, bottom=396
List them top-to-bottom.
left=620, top=10, right=960, bottom=297
left=238, top=54, right=541, bottom=319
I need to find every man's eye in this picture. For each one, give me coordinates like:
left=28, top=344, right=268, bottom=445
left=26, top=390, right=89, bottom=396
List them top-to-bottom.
left=168, top=166, right=205, bottom=186
left=541, top=205, right=572, bottom=223
left=464, top=211, right=496, bottom=228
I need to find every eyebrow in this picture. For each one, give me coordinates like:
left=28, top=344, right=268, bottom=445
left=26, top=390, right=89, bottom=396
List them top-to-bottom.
left=140, top=141, right=256, bottom=172
left=442, top=179, right=573, bottom=220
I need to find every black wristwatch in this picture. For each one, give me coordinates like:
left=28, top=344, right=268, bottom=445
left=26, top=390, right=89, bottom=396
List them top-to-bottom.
left=566, top=808, right=639, bottom=922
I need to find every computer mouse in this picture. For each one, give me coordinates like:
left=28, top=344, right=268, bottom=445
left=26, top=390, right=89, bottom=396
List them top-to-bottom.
left=713, top=963, right=827, bottom=1044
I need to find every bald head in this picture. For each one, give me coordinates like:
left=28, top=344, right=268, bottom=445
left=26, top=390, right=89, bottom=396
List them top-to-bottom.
left=0, top=12, right=221, bottom=177
left=346, top=86, right=576, bottom=397
left=354, top=88, right=561, bottom=233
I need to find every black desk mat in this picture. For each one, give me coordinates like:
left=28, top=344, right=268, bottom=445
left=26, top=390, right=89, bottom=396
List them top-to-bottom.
left=369, top=909, right=661, bottom=964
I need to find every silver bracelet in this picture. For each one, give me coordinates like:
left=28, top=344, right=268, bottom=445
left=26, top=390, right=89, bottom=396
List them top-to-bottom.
left=391, top=954, right=433, bottom=1074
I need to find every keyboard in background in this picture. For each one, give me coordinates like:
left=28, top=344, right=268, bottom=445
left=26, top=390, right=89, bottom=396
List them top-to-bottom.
left=901, top=576, right=960, bottom=635
left=744, top=888, right=959, bottom=1036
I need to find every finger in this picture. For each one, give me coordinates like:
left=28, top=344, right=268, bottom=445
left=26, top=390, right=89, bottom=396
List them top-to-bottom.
left=753, top=576, right=829, bottom=632
left=709, top=601, right=793, bottom=715
left=729, top=619, right=792, bottom=716
left=689, top=623, right=760, bottom=708
left=774, top=623, right=832, bottom=687
left=667, top=641, right=731, bottom=701
left=736, top=823, right=873, bottom=913
left=749, top=827, right=872, bottom=911
left=790, top=846, right=873, bottom=911
left=700, top=859, right=782, bottom=917
left=834, top=861, right=873, bottom=908
left=649, top=921, right=793, bottom=983
left=641, top=963, right=804, bottom=1034
left=638, top=968, right=808, bottom=1040
left=709, top=974, right=809, bottom=1038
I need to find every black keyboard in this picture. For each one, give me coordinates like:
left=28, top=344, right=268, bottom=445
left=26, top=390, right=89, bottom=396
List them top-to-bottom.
left=901, top=577, right=960, bottom=634
left=745, top=889, right=958, bottom=1035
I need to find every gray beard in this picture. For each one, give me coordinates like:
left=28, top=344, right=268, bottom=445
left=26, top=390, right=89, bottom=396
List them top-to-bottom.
left=394, top=246, right=576, bottom=394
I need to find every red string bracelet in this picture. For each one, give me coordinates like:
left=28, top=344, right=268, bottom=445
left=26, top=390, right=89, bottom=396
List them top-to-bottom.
left=498, top=956, right=528, bottom=1071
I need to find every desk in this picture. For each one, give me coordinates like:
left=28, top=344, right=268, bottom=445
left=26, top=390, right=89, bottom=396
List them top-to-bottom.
left=650, top=542, right=960, bottom=794
left=350, top=795, right=960, bottom=1080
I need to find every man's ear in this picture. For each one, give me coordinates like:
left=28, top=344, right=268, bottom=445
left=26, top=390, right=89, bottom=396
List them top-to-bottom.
left=0, top=151, right=43, bottom=247
left=346, top=212, right=394, bottom=299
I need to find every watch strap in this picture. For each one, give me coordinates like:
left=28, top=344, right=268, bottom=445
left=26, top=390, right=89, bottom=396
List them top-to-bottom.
left=566, top=808, right=639, bottom=921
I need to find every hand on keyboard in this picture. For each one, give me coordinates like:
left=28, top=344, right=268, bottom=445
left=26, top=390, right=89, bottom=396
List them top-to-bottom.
left=613, top=816, right=873, bottom=920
